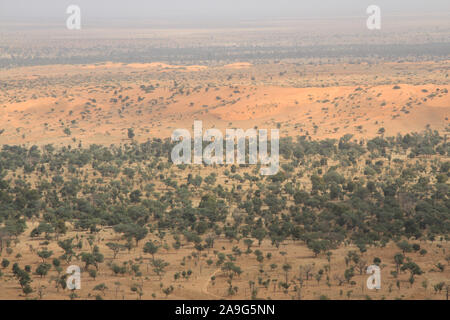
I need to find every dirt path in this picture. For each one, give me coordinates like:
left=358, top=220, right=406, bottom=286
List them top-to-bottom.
left=201, top=268, right=223, bottom=300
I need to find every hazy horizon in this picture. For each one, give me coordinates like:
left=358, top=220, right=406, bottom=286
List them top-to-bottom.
left=1, top=0, right=449, bottom=22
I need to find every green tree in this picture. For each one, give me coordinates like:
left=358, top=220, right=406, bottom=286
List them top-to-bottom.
left=144, top=241, right=159, bottom=261
left=37, top=249, right=53, bottom=263
left=152, top=259, right=169, bottom=280
left=36, top=263, right=51, bottom=278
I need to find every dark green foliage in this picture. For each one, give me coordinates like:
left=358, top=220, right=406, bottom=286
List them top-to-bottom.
left=0, top=131, right=447, bottom=262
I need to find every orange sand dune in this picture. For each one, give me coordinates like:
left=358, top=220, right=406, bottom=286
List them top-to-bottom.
left=0, top=61, right=448, bottom=146
left=80, top=62, right=207, bottom=72
left=224, top=62, right=253, bottom=69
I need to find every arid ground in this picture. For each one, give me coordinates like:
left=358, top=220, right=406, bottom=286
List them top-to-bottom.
left=0, top=15, right=449, bottom=300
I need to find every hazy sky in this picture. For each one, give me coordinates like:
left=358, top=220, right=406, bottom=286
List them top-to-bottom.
left=1, top=0, right=450, bottom=21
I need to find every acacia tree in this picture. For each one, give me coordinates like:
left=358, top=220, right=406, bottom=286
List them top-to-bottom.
left=114, top=224, right=148, bottom=246
left=251, top=228, right=266, bottom=246
left=58, top=238, right=76, bottom=263
left=244, top=239, right=254, bottom=253
left=143, top=241, right=159, bottom=261
left=396, top=241, right=412, bottom=255
left=106, top=242, right=125, bottom=260
left=80, top=246, right=104, bottom=271
left=37, top=249, right=53, bottom=263
left=394, top=253, right=405, bottom=274
left=152, top=259, right=169, bottom=280
left=355, top=259, right=367, bottom=275
left=401, top=261, right=423, bottom=285
left=36, top=263, right=51, bottom=278
left=282, top=263, right=292, bottom=283
left=344, top=267, right=355, bottom=284
left=94, top=283, right=108, bottom=296
left=162, top=285, right=174, bottom=299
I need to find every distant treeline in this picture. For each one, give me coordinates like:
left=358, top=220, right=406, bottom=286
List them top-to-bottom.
left=1, top=43, right=449, bottom=68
